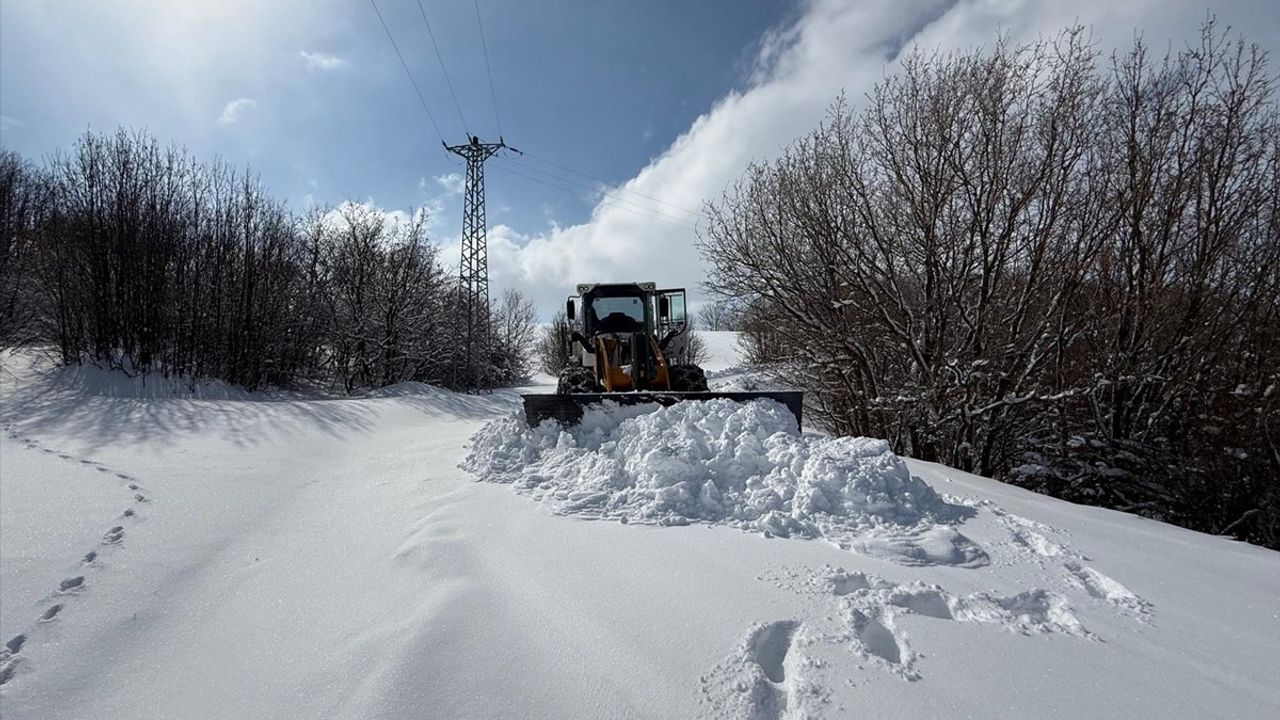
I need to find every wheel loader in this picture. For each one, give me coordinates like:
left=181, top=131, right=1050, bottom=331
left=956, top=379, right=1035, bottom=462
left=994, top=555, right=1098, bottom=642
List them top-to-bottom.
left=521, top=282, right=803, bottom=427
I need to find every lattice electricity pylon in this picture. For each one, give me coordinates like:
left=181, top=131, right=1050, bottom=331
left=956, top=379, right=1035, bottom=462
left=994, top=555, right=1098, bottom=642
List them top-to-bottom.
left=445, top=135, right=518, bottom=392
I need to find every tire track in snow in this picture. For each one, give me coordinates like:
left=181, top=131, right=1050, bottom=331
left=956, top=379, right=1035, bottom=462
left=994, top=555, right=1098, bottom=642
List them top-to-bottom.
left=0, top=424, right=154, bottom=688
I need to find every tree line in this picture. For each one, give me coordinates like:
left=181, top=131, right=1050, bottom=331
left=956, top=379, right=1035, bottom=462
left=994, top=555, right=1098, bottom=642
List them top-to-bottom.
left=699, top=24, right=1280, bottom=547
left=0, top=129, right=536, bottom=393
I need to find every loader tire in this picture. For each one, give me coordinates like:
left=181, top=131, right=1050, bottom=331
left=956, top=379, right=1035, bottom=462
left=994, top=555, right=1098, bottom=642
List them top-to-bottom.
left=668, top=364, right=709, bottom=392
left=557, top=366, right=602, bottom=394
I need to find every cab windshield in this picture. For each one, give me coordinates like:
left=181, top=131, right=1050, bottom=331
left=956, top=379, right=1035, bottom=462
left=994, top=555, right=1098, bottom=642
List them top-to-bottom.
left=588, top=295, right=647, bottom=334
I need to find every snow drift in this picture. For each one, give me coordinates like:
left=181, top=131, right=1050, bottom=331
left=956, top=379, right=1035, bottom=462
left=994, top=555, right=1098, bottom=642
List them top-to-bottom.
left=4, top=345, right=1278, bottom=720
left=464, top=398, right=986, bottom=566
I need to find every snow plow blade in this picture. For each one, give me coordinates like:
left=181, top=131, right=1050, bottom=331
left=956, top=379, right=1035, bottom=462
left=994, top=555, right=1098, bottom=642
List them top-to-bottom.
left=522, top=391, right=804, bottom=430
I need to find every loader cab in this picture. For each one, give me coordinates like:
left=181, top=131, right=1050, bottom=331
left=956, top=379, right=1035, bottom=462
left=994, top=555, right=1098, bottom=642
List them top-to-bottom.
left=565, top=283, right=688, bottom=339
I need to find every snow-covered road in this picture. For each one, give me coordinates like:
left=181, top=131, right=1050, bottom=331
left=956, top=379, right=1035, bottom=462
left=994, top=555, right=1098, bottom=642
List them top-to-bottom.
left=1, top=341, right=1277, bottom=719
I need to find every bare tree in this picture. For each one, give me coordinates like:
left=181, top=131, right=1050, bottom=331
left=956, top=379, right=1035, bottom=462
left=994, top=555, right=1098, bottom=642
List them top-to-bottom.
left=699, top=24, right=1280, bottom=547
left=8, top=129, right=477, bottom=393
left=0, top=150, right=50, bottom=345
left=490, top=288, right=538, bottom=384
left=695, top=299, right=739, bottom=331
left=536, top=310, right=573, bottom=376
left=680, top=322, right=710, bottom=366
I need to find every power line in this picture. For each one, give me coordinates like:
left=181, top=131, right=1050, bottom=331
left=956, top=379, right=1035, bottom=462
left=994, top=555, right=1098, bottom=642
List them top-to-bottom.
left=369, top=0, right=445, bottom=144
left=416, top=0, right=468, bottom=135
left=472, top=0, right=503, bottom=138
left=372, top=1, right=697, bottom=232
left=518, top=150, right=702, bottom=217
left=497, top=155, right=703, bottom=222
left=499, top=155, right=689, bottom=217
left=492, top=158, right=694, bottom=228
left=489, top=160, right=699, bottom=233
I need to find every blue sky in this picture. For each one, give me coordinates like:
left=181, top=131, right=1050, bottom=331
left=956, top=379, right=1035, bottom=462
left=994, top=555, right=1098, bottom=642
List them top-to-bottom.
left=0, top=0, right=792, bottom=233
left=3, top=0, right=1278, bottom=316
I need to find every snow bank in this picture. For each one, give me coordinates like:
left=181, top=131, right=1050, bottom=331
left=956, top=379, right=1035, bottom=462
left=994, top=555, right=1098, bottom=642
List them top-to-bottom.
left=464, top=398, right=986, bottom=566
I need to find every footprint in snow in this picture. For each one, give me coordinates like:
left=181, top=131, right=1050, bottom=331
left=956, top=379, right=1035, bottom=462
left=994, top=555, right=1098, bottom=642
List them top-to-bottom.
left=985, top=506, right=1152, bottom=618
left=102, top=526, right=125, bottom=544
left=83, top=550, right=97, bottom=563
left=1064, top=562, right=1153, bottom=618
left=799, top=567, right=1097, bottom=680
left=58, top=576, right=85, bottom=593
left=38, top=604, right=63, bottom=622
left=848, top=609, right=910, bottom=668
left=748, top=620, right=800, bottom=684
left=702, top=621, right=816, bottom=720
left=0, top=635, right=27, bottom=686
left=0, top=654, right=18, bottom=686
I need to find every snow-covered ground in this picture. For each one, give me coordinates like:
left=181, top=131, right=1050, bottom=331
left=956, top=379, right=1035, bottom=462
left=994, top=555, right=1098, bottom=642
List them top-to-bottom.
left=699, top=330, right=743, bottom=373
left=702, top=330, right=781, bottom=393
left=1, top=342, right=1277, bottom=719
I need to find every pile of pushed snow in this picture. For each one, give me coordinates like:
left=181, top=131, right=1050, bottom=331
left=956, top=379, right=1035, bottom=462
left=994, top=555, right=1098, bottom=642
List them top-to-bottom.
left=465, top=399, right=983, bottom=564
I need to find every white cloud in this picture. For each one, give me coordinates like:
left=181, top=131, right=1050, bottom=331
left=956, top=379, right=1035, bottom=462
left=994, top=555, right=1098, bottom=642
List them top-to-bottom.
left=478, top=0, right=1280, bottom=318
left=299, top=50, right=348, bottom=71
left=217, top=97, right=256, bottom=125
left=0, top=115, right=21, bottom=131
left=435, top=172, right=465, bottom=196
left=412, top=175, right=463, bottom=230
left=422, top=196, right=448, bottom=229
left=321, top=199, right=425, bottom=240
left=437, top=223, right=530, bottom=285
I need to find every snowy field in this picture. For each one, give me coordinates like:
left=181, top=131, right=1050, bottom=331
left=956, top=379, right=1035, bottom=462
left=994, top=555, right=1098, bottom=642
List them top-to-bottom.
left=1, top=337, right=1278, bottom=719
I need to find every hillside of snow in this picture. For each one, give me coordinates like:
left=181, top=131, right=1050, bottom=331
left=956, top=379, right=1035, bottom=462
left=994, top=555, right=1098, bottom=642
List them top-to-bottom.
left=698, top=330, right=745, bottom=373
left=1, top=343, right=1277, bottom=719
